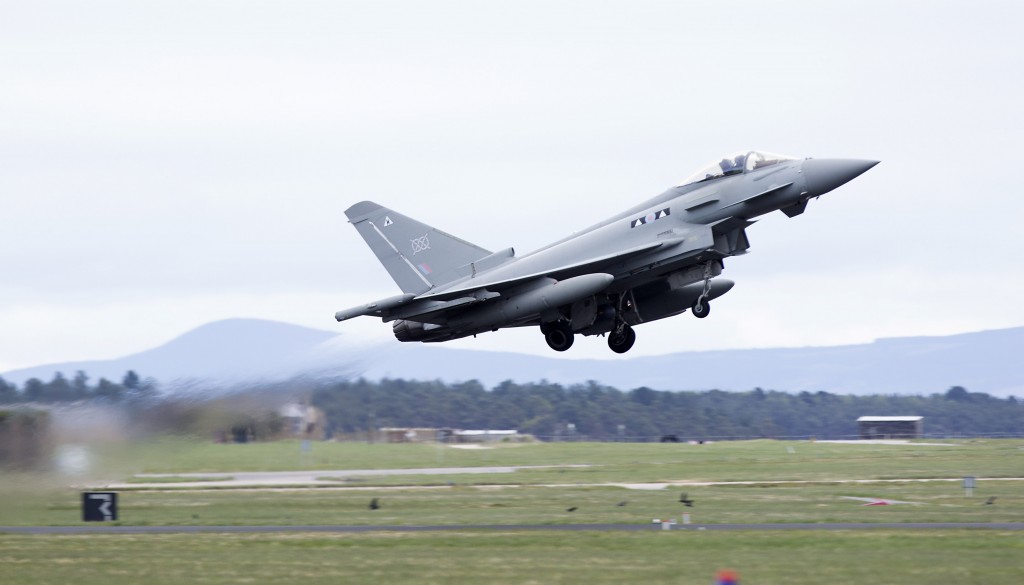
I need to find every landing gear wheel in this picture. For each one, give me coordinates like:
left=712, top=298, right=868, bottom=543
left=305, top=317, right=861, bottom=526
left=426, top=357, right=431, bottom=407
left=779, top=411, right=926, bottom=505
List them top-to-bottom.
left=691, top=297, right=710, bottom=319
left=544, top=322, right=574, bottom=352
left=608, top=324, right=636, bottom=354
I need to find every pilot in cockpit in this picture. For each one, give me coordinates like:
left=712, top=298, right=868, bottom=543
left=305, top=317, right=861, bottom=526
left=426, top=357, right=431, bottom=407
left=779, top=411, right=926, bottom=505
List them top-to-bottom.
left=719, top=154, right=746, bottom=174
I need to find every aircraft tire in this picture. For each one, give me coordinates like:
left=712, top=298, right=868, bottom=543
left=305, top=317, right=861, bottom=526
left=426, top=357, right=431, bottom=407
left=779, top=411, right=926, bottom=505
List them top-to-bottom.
left=691, top=298, right=710, bottom=319
left=544, top=323, right=574, bottom=352
left=608, top=325, right=636, bottom=354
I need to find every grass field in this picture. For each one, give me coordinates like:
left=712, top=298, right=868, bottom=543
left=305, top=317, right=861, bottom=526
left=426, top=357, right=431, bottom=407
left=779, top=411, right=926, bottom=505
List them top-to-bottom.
left=91, top=437, right=1024, bottom=481
left=3, top=439, right=1024, bottom=584
left=3, top=480, right=1023, bottom=528
left=2, top=530, right=1023, bottom=585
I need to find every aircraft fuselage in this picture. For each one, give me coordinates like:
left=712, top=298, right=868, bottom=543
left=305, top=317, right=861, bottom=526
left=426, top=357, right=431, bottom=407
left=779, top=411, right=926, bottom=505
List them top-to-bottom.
left=337, top=152, right=877, bottom=353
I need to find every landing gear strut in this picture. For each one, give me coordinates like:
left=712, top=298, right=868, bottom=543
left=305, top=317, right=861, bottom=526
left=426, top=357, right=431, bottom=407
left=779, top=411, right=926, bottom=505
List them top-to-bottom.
left=692, top=262, right=713, bottom=319
left=605, top=291, right=639, bottom=354
left=543, top=321, right=574, bottom=352
left=608, top=323, right=636, bottom=354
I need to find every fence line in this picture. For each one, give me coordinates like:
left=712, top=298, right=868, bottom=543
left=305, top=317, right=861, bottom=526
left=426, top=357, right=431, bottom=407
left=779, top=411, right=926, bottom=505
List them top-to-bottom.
left=333, top=430, right=1024, bottom=443
left=524, top=432, right=1024, bottom=442
left=526, top=432, right=1024, bottom=442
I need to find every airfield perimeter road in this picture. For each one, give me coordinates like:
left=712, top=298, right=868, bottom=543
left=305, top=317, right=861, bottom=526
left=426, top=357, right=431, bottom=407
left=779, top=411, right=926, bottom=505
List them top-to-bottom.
left=106, top=441, right=1020, bottom=489
left=117, top=465, right=594, bottom=489
left=113, top=467, right=1024, bottom=490
left=111, top=474, right=1024, bottom=490
left=4, top=523, right=1024, bottom=535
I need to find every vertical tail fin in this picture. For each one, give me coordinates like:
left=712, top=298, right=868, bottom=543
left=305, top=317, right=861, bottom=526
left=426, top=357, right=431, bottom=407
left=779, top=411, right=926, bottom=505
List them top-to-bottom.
left=344, top=201, right=492, bottom=294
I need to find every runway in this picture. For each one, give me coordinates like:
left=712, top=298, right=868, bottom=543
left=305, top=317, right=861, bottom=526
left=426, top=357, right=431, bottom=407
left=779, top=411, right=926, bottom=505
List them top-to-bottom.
left=110, top=464, right=1024, bottom=491
left=114, top=465, right=593, bottom=489
left=4, top=522, right=1023, bottom=535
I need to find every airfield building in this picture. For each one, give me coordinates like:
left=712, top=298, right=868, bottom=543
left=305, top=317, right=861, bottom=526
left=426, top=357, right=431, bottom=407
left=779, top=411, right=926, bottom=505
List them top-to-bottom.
left=279, top=403, right=326, bottom=440
left=856, top=416, right=923, bottom=439
left=379, top=428, right=522, bottom=443
left=453, top=430, right=520, bottom=443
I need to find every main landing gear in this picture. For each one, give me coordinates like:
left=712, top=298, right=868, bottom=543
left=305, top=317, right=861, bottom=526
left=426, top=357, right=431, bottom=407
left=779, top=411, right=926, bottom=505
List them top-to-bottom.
left=542, top=320, right=638, bottom=354
left=541, top=321, right=637, bottom=354
left=542, top=321, right=574, bottom=352
left=607, top=323, right=636, bottom=354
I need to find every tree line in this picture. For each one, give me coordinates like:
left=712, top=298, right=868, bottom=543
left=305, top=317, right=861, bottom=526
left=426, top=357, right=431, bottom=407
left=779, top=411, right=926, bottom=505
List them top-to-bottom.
left=0, top=370, right=156, bottom=404
left=4, top=371, right=1022, bottom=439
left=311, top=379, right=1024, bottom=439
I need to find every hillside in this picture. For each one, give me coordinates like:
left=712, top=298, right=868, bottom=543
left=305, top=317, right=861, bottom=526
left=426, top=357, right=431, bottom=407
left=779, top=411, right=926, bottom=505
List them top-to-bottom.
left=3, top=319, right=1022, bottom=396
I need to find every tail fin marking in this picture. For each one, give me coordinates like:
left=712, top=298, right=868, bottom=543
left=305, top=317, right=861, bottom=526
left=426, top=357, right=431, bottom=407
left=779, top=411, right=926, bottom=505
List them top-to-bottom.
left=345, top=201, right=492, bottom=294
left=364, top=218, right=434, bottom=291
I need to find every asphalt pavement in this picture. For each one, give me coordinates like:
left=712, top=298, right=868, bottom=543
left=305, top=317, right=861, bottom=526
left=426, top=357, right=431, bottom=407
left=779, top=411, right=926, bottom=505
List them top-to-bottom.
left=116, top=465, right=592, bottom=489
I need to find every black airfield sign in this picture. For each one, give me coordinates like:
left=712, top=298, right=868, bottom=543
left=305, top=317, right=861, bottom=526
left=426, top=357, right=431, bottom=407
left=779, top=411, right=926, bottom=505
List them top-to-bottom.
left=82, top=492, right=118, bottom=522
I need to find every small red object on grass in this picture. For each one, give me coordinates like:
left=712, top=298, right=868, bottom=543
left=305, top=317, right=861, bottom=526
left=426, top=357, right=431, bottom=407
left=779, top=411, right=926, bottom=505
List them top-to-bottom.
left=716, top=569, right=739, bottom=584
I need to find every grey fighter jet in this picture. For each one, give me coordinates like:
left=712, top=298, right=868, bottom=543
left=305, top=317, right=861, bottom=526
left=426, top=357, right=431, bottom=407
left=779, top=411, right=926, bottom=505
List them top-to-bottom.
left=336, top=151, right=877, bottom=353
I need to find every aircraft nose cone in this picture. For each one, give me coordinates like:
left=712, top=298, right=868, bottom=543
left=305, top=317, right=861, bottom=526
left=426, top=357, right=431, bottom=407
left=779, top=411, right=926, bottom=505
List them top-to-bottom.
left=802, top=158, right=879, bottom=197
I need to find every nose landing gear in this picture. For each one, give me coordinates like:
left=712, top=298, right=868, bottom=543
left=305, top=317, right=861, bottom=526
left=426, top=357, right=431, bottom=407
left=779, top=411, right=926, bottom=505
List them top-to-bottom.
left=691, top=262, right=713, bottom=319
left=691, top=297, right=710, bottom=318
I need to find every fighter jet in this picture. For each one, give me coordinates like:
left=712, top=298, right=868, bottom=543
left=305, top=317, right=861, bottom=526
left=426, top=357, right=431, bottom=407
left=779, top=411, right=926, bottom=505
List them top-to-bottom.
left=336, top=151, right=877, bottom=353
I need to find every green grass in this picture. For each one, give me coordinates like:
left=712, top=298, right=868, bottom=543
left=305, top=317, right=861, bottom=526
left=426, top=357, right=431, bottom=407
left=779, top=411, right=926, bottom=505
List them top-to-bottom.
left=88, top=437, right=1024, bottom=483
left=3, top=439, right=1022, bottom=528
left=5, top=439, right=1024, bottom=584
left=122, top=475, right=231, bottom=484
left=3, top=479, right=1022, bottom=528
left=2, top=530, right=1022, bottom=585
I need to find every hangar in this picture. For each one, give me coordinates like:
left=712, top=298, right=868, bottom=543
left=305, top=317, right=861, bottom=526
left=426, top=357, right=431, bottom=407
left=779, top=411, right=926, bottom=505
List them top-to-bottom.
left=857, top=416, right=923, bottom=439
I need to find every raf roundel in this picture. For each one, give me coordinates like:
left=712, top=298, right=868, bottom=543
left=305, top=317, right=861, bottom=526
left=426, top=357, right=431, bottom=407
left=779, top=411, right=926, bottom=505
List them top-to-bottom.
left=630, top=207, right=671, bottom=229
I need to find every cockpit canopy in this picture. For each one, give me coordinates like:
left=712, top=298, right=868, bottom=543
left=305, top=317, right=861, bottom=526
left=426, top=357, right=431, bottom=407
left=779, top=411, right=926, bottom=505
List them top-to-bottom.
left=678, top=151, right=799, bottom=187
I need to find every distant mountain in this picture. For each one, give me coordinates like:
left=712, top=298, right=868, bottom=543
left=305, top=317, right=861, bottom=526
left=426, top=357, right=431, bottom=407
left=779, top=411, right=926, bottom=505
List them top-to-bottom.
left=1, top=319, right=344, bottom=388
left=3, top=319, right=1023, bottom=397
left=370, top=327, right=1024, bottom=396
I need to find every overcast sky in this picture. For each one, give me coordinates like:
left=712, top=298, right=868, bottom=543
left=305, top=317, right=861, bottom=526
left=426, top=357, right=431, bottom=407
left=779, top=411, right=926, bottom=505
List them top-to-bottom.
left=2, top=1, right=1023, bottom=372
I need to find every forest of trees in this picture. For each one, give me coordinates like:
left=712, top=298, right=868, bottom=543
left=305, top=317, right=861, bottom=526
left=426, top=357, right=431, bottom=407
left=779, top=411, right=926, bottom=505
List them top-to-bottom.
left=0, top=370, right=157, bottom=404
left=3, top=372, right=1022, bottom=440
left=311, top=379, right=1024, bottom=440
